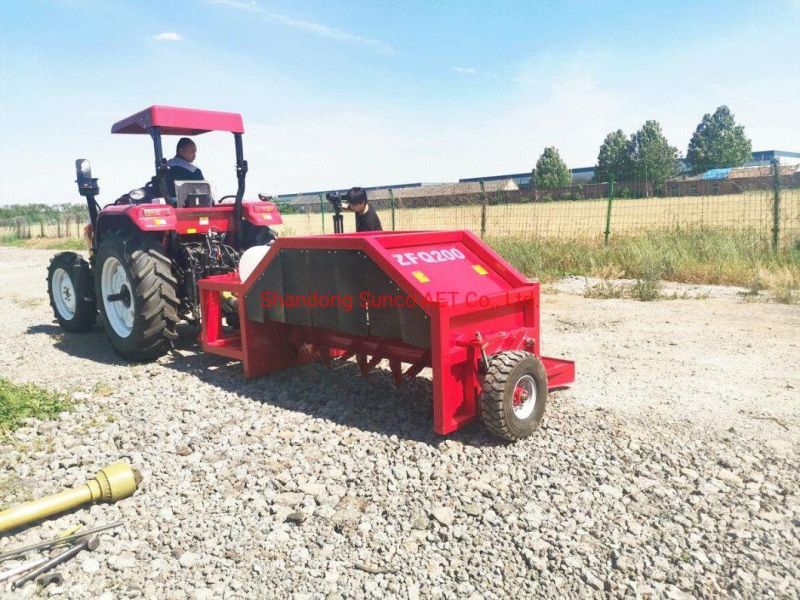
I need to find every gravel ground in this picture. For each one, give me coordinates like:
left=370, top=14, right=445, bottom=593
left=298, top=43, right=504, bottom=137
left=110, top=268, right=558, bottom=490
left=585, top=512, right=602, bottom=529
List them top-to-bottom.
left=1, top=247, right=798, bottom=599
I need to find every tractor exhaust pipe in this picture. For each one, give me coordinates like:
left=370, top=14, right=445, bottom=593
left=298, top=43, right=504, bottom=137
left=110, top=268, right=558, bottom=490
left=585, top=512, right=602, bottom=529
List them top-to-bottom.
left=0, top=464, right=142, bottom=534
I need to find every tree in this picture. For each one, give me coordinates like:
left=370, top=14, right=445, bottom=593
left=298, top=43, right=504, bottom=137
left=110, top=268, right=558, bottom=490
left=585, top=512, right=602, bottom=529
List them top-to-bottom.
left=686, top=105, right=751, bottom=174
left=628, top=120, right=679, bottom=187
left=593, top=129, right=630, bottom=183
left=532, top=147, right=572, bottom=189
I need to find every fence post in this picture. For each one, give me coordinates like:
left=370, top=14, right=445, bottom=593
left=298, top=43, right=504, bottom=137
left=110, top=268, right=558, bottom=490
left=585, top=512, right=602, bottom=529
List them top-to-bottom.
left=771, top=159, right=781, bottom=252
left=604, top=176, right=615, bottom=246
left=479, top=180, right=487, bottom=239
left=389, top=188, right=396, bottom=231
left=319, top=193, right=325, bottom=234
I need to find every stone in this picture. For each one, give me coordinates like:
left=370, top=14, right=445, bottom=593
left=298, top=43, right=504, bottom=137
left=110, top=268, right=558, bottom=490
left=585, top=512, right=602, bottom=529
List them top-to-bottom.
left=431, top=506, right=455, bottom=526
left=179, top=552, right=200, bottom=568
left=82, top=558, right=101, bottom=574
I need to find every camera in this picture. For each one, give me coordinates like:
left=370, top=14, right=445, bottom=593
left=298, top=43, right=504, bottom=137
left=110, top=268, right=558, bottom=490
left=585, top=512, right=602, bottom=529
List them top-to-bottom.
left=325, top=191, right=347, bottom=212
left=325, top=192, right=348, bottom=234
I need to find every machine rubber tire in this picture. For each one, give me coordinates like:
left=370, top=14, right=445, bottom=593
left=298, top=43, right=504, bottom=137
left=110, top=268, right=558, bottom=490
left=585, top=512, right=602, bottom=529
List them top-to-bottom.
left=94, top=231, right=179, bottom=361
left=47, top=252, right=96, bottom=332
left=480, top=350, right=548, bottom=441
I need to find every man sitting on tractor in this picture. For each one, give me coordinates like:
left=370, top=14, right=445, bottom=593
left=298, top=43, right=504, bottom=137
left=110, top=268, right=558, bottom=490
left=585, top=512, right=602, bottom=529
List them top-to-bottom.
left=166, top=137, right=205, bottom=196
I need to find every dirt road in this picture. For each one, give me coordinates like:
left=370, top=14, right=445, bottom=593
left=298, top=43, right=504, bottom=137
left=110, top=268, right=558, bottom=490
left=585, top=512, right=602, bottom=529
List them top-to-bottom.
left=1, top=247, right=797, bottom=598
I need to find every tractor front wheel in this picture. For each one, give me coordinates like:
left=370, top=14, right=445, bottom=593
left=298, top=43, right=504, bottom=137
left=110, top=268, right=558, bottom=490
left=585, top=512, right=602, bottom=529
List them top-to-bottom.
left=94, top=231, right=178, bottom=361
left=47, top=252, right=96, bottom=332
left=480, top=350, right=548, bottom=441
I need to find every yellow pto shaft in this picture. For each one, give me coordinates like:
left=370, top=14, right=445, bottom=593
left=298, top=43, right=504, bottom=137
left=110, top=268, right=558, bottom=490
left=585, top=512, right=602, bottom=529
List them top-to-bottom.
left=0, top=464, right=141, bottom=534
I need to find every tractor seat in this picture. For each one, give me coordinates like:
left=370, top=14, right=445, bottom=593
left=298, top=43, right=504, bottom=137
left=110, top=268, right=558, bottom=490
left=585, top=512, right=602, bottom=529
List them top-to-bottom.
left=174, top=180, right=213, bottom=208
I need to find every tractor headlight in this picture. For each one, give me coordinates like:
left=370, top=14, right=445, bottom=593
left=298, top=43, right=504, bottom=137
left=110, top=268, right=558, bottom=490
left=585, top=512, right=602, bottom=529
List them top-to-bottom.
left=129, top=188, right=146, bottom=202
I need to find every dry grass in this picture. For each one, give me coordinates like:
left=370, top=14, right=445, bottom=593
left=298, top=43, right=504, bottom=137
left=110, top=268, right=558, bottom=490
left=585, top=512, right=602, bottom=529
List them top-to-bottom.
left=492, top=229, right=800, bottom=289
left=750, top=267, right=800, bottom=304
left=11, top=296, right=43, bottom=309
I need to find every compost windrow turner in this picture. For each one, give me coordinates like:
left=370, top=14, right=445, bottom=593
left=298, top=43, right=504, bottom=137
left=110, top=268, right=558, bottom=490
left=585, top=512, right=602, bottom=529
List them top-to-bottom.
left=199, top=230, right=574, bottom=441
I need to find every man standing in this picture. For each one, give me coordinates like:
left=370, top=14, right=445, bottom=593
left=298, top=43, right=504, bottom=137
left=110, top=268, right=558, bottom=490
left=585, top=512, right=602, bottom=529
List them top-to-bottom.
left=346, top=187, right=383, bottom=232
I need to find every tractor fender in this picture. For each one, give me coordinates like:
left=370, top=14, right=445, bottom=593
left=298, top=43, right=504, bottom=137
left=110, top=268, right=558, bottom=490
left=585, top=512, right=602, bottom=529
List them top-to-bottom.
left=242, top=201, right=282, bottom=226
left=95, top=205, right=176, bottom=244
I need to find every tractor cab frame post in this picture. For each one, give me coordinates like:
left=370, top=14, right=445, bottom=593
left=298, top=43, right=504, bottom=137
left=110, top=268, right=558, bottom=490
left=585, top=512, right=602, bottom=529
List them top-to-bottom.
left=150, top=127, right=171, bottom=201
left=234, top=133, right=247, bottom=250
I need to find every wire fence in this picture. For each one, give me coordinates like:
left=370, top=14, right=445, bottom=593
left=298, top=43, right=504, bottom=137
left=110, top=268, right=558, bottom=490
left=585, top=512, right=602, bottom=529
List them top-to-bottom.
left=2, top=162, right=799, bottom=252
left=274, top=162, right=800, bottom=251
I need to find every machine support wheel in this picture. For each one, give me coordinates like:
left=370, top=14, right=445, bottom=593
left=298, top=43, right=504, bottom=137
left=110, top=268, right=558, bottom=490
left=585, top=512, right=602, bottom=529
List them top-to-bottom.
left=94, top=230, right=179, bottom=361
left=47, top=252, right=96, bottom=332
left=480, top=350, right=548, bottom=441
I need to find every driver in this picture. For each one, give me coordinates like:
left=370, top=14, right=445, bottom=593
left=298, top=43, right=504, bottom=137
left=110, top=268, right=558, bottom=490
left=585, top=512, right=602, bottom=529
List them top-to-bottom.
left=166, top=137, right=205, bottom=196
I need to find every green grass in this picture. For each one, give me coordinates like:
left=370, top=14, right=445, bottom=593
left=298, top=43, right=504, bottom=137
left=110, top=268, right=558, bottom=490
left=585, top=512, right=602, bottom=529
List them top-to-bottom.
left=490, top=229, right=800, bottom=288
left=0, top=235, right=85, bottom=250
left=631, top=273, right=663, bottom=301
left=0, top=377, right=72, bottom=437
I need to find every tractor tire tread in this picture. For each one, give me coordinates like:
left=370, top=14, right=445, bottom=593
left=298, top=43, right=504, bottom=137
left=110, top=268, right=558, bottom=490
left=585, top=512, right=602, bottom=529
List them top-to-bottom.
left=95, top=230, right=178, bottom=361
left=47, top=251, right=96, bottom=333
left=480, top=350, right=547, bottom=442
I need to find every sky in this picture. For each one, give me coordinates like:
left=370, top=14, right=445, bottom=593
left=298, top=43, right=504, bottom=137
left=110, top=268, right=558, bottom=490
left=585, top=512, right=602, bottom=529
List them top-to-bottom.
left=1, top=0, right=799, bottom=204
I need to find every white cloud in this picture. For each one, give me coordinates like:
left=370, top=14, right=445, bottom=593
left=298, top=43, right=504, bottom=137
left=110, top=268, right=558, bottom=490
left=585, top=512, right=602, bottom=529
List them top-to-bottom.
left=205, top=0, right=391, bottom=52
left=153, top=32, right=183, bottom=42
left=452, top=67, right=477, bottom=75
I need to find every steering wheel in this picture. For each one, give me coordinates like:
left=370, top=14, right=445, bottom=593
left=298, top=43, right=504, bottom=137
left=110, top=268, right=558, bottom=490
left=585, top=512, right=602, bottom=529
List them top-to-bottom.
left=217, top=195, right=237, bottom=204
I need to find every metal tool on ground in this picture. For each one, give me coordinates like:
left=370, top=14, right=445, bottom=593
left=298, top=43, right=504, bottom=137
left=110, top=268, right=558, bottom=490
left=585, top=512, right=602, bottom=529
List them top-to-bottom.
left=198, top=230, right=575, bottom=441
left=0, top=463, right=140, bottom=533
left=0, top=521, right=122, bottom=562
left=0, top=524, right=81, bottom=582
left=12, top=537, right=99, bottom=590
left=0, top=557, right=48, bottom=583
left=34, top=572, right=63, bottom=588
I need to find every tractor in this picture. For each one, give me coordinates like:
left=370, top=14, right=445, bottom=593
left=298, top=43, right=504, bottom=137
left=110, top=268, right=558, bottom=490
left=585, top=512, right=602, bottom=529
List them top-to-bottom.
left=46, top=105, right=282, bottom=361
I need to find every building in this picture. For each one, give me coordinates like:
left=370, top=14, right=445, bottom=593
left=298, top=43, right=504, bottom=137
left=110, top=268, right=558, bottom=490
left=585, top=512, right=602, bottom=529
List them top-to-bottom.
left=275, top=150, right=798, bottom=203
left=458, top=150, right=800, bottom=187
left=748, top=150, right=800, bottom=165
left=277, top=179, right=518, bottom=206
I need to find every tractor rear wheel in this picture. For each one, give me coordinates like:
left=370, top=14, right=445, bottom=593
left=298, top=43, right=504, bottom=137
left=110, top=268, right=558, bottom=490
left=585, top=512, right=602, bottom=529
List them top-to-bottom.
left=94, top=231, right=179, bottom=361
left=47, top=252, right=96, bottom=332
left=480, top=350, right=548, bottom=441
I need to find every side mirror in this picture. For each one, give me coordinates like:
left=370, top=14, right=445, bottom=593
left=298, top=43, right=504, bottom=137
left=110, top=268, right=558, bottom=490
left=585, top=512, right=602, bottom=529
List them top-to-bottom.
left=75, top=159, right=99, bottom=196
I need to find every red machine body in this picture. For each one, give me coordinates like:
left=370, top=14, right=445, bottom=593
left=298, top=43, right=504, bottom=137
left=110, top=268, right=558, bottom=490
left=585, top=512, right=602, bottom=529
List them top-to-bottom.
left=111, top=105, right=245, bottom=135
left=96, top=201, right=282, bottom=235
left=199, top=230, right=574, bottom=436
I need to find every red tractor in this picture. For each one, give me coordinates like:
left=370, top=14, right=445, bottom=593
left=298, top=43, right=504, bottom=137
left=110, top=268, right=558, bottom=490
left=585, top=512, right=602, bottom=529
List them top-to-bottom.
left=47, top=106, right=282, bottom=361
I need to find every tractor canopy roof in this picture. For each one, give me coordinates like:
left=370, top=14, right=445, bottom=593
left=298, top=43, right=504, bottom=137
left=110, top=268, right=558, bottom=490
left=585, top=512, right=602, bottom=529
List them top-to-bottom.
left=111, top=105, right=244, bottom=135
